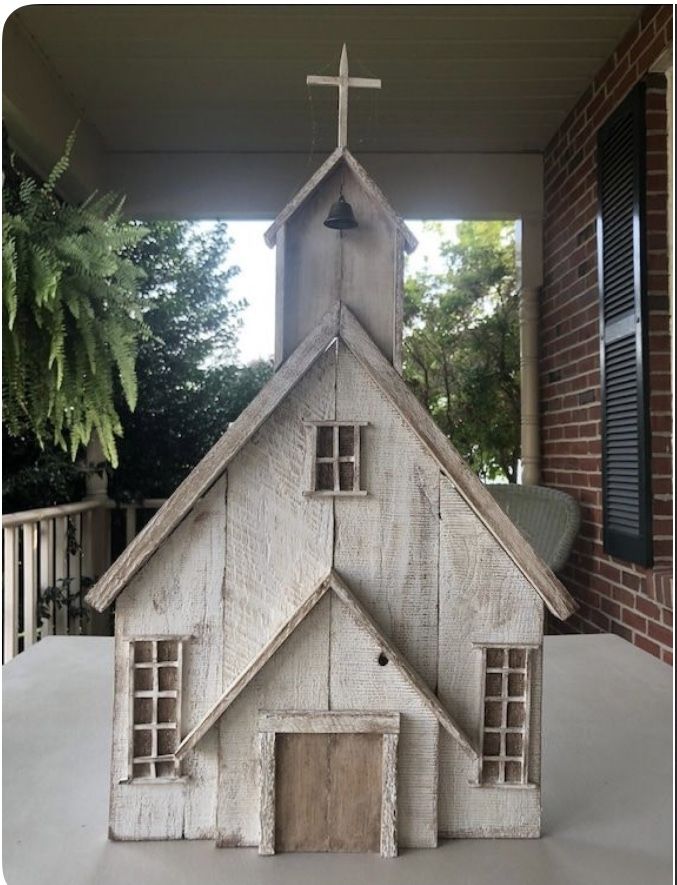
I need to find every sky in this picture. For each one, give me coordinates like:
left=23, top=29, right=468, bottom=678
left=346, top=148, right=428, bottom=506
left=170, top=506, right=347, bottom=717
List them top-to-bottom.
left=228, top=219, right=459, bottom=364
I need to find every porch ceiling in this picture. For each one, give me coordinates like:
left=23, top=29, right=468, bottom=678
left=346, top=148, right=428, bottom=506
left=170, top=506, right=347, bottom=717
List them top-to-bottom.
left=3, top=4, right=644, bottom=217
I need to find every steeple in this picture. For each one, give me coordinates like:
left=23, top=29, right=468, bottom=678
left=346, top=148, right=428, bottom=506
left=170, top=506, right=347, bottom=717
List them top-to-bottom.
left=264, top=47, right=417, bottom=371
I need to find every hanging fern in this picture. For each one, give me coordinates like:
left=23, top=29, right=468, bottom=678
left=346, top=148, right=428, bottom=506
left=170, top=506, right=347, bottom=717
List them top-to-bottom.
left=2, top=131, right=148, bottom=466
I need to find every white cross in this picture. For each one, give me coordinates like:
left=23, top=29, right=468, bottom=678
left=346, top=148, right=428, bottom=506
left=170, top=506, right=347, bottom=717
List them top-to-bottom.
left=307, top=44, right=381, bottom=149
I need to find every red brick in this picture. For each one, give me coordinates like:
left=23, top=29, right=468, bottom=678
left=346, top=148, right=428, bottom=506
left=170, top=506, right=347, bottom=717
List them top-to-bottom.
left=636, top=595, right=661, bottom=620
left=622, top=609, right=647, bottom=632
left=609, top=619, right=633, bottom=642
left=647, top=621, right=673, bottom=648
left=634, top=635, right=661, bottom=658
left=662, top=650, right=673, bottom=666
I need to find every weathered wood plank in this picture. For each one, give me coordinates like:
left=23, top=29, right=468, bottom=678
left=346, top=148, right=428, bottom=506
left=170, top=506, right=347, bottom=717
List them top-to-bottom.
left=264, top=147, right=343, bottom=247
left=264, top=148, right=416, bottom=253
left=85, top=303, right=340, bottom=613
left=339, top=303, right=576, bottom=620
left=333, top=343, right=441, bottom=688
left=220, top=346, right=336, bottom=688
left=437, top=476, right=543, bottom=837
left=109, top=477, right=227, bottom=840
left=331, top=570, right=476, bottom=759
left=177, top=579, right=330, bottom=760
left=328, top=586, right=439, bottom=849
left=216, top=593, right=330, bottom=847
left=259, top=711, right=400, bottom=734
left=258, top=732, right=276, bottom=855
left=327, top=732, right=382, bottom=853
left=274, top=733, right=330, bottom=852
left=380, top=733, right=399, bottom=858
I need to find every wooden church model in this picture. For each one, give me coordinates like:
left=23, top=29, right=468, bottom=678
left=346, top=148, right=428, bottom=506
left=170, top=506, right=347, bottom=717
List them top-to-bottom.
left=86, top=47, right=576, bottom=857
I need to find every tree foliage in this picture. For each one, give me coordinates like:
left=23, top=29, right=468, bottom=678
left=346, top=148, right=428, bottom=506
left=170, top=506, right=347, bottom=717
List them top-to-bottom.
left=2, top=132, right=147, bottom=465
left=403, top=221, right=521, bottom=481
left=109, top=222, right=273, bottom=501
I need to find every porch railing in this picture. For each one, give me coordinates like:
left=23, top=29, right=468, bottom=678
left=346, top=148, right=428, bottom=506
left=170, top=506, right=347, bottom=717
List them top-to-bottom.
left=2, top=497, right=165, bottom=663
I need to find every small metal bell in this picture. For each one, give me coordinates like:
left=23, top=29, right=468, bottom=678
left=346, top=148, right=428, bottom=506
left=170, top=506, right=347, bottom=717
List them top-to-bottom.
left=324, top=194, right=358, bottom=230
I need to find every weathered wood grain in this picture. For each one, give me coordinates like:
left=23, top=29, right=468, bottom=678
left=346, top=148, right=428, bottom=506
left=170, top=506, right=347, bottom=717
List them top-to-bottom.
left=264, top=147, right=343, bottom=247
left=264, top=148, right=416, bottom=253
left=85, top=302, right=340, bottom=613
left=339, top=303, right=577, bottom=620
left=333, top=343, right=441, bottom=687
left=221, top=346, right=336, bottom=687
left=109, top=476, right=226, bottom=840
left=437, top=477, right=543, bottom=837
left=331, top=569, right=476, bottom=759
left=178, top=578, right=330, bottom=760
left=328, top=586, right=438, bottom=848
left=215, top=593, right=330, bottom=847
left=259, top=711, right=400, bottom=734
left=258, top=732, right=276, bottom=855
left=328, top=732, right=382, bottom=852
left=274, top=733, right=330, bottom=852
left=380, top=733, right=399, bottom=858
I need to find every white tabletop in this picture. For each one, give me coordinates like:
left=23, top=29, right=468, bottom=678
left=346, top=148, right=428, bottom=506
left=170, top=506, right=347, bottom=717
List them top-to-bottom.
left=2, top=634, right=672, bottom=885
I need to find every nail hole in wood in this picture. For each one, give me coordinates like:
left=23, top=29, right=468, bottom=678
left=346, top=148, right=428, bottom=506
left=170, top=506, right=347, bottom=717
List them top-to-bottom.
left=378, top=652, right=389, bottom=666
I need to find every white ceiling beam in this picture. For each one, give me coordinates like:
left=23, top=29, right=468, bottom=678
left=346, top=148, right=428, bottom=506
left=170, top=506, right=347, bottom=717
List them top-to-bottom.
left=105, top=150, right=542, bottom=221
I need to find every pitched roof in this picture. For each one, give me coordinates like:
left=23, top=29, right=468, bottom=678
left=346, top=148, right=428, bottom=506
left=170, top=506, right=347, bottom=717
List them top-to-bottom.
left=263, top=147, right=418, bottom=253
left=85, top=302, right=576, bottom=620
left=175, top=569, right=478, bottom=761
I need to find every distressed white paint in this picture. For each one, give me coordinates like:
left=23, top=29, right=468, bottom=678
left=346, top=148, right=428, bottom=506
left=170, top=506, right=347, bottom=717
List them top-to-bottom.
left=333, top=344, right=440, bottom=687
left=222, top=348, right=335, bottom=687
left=109, top=476, right=227, bottom=840
left=437, top=477, right=543, bottom=837
left=329, top=592, right=439, bottom=848
left=216, top=594, right=330, bottom=847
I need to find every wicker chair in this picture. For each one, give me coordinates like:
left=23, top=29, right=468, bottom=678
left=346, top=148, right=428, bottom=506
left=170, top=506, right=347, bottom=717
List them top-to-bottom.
left=485, top=484, right=581, bottom=573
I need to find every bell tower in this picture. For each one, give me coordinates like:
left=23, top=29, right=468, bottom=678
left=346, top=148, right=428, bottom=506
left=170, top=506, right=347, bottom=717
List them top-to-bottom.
left=264, top=46, right=417, bottom=371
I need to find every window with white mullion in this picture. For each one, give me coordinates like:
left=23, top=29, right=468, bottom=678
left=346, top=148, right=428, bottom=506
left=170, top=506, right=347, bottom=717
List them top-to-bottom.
left=304, top=420, right=367, bottom=495
left=128, top=637, right=184, bottom=781
left=480, top=646, right=531, bottom=786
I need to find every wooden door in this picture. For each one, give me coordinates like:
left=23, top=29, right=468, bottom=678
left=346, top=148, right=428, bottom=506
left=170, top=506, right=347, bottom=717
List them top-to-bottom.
left=275, top=732, right=382, bottom=852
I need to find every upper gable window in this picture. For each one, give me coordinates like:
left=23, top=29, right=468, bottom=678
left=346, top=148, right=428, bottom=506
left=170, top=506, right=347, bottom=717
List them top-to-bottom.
left=304, top=421, right=368, bottom=496
left=128, top=637, right=186, bottom=782
left=478, top=645, right=534, bottom=788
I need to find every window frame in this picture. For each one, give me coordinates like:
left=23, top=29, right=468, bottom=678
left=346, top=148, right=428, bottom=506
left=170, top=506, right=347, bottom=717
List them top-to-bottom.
left=303, top=420, right=369, bottom=497
left=126, top=635, right=189, bottom=783
left=475, top=643, right=537, bottom=789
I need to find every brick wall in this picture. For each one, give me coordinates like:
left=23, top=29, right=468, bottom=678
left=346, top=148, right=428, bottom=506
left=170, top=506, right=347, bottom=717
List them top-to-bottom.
left=541, top=5, right=673, bottom=664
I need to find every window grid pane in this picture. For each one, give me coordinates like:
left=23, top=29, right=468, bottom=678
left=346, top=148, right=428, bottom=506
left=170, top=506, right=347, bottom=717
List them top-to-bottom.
left=311, top=422, right=362, bottom=493
left=130, top=638, right=182, bottom=780
left=481, top=646, right=531, bottom=786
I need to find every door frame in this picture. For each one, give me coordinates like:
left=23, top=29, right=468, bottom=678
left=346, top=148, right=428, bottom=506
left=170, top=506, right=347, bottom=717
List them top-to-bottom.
left=257, top=710, right=400, bottom=858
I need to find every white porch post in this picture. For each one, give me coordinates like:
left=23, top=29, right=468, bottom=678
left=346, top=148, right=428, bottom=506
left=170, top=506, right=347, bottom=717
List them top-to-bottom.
left=517, top=217, right=543, bottom=486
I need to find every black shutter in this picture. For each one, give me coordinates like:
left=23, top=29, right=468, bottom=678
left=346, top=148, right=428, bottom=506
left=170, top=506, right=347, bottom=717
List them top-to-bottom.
left=597, top=84, right=652, bottom=566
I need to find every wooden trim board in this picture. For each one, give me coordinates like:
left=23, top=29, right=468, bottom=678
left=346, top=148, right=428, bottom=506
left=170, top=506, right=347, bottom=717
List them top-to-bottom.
left=264, top=148, right=417, bottom=253
left=86, top=300, right=575, bottom=621
left=84, top=303, right=341, bottom=612
left=338, top=304, right=577, bottom=621
left=176, top=569, right=478, bottom=761
left=256, top=710, right=400, bottom=858
left=259, top=711, right=400, bottom=734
